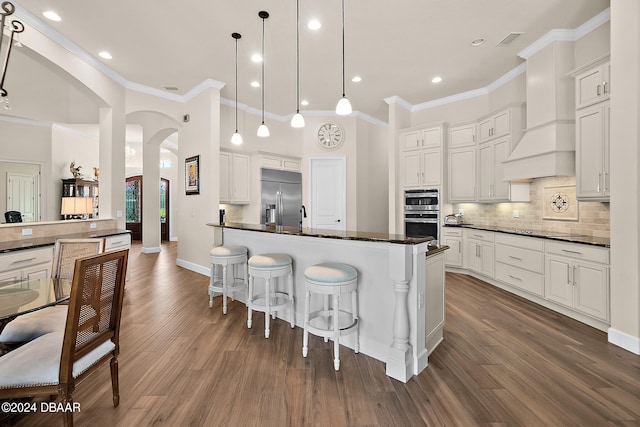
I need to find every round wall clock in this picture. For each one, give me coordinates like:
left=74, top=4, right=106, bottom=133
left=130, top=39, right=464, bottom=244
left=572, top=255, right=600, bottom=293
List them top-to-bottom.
left=316, top=123, right=344, bottom=150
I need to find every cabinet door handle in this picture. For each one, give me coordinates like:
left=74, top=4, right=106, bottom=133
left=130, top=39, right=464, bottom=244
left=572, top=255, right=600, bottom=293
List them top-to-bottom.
left=603, top=81, right=608, bottom=94
left=597, top=84, right=601, bottom=96
left=603, top=171, right=608, bottom=192
left=597, top=172, right=601, bottom=193
left=473, top=234, right=484, bottom=239
left=508, top=255, right=522, bottom=261
left=10, top=257, right=37, bottom=265
left=567, top=265, right=571, bottom=285
left=573, top=265, right=577, bottom=285
left=508, top=274, right=522, bottom=282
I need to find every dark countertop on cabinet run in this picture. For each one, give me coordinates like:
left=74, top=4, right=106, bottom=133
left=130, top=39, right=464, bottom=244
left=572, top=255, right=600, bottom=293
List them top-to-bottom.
left=209, top=222, right=432, bottom=245
left=444, top=224, right=610, bottom=248
left=0, top=229, right=131, bottom=253
left=426, top=244, right=450, bottom=257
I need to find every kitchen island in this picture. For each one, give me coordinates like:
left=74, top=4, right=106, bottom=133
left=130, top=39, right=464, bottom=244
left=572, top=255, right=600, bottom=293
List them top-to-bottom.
left=208, top=222, right=444, bottom=382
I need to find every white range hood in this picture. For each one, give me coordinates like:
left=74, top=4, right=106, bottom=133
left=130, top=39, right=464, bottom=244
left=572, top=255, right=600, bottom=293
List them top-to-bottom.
left=503, top=41, right=576, bottom=181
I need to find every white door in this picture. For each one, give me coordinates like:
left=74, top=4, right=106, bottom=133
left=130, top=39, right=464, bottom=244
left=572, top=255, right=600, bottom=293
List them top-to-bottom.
left=309, top=157, right=346, bottom=230
left=7, top=172, right=38, bottom=222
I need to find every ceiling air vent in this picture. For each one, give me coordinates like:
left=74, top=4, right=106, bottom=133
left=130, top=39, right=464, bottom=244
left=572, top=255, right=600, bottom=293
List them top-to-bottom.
left=497, top=32, right=524, bottom=46
left=163, top=85, right=179, bottom=92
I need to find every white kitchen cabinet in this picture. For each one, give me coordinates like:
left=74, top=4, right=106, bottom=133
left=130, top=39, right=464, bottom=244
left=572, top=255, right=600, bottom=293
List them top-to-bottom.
left=575, top=60, right=611, bottom=110
left=576, top=101, right=610, bottom=201
left=478, top=109, right=511, bottom=143
left=448, top=122, right=476, bottom=149
left=400, top=124, right=444, bottom=188
left=478, top=138, right=510, bottom=201
left=448, top=147, right=476, bottom=202
left=220, top=151, right=250, bottom=204
left=259, top=152, right=301, bottom=172
left=441, top=227, right=463, bottom=268
left=465, top=229, right=494, bottom=278
left=495, top=233, right=545, bottom=297
left=104, top=234, right=132, bottom=252
left=545, top=241, right=609, bottom=322
left=0, top=247, right=53, bottom=282
left=425, top=251, right=445, bottom=355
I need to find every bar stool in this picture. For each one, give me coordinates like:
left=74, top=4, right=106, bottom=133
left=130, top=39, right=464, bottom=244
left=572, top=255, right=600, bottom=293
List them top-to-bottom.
left=208, top=245, right=248, bottom=314
left=247, top=253, right=294, bottom=338
left=303, top=262, right=359, bottom=371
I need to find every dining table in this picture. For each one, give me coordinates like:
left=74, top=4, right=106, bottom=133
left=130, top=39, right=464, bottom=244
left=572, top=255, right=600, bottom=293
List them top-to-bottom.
left=0, top=278, right=71, bottom=336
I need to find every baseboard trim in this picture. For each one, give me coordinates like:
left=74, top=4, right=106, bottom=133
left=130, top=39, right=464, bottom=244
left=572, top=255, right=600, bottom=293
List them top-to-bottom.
left=141, top=246, right=161, bottom=254
left=176, top=258, right=210, bottom=276
left=608, top=328, right=640, bottom=355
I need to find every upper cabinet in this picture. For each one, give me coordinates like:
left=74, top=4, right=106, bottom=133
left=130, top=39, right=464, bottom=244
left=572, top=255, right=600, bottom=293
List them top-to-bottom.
left=575, top=59, right=611, bottom=110
left=478, top=109, right=511, bottom=144
left=448, top=122, right=476, bottom=149
left=399, top=124, right=444, bottom=189
left=478, top=138, right=511, bottom=201
left=448, top=146, right=476, bottom=202
left=220, top=151, right=250, bottom=204
left=259, top=152, right=301, bottom=172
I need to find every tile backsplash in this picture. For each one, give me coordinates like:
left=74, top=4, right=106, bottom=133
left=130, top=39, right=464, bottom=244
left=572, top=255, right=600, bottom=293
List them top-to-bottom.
left=452, top=176, right=610, bottom=239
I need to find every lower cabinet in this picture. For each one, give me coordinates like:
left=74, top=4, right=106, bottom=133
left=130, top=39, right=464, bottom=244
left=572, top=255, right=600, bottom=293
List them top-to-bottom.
left=441, top=228, right=463, bottom=267
left=465, top=229, right=494, bottom=278
left=494, top=233, right=545, bottom=297
left=545, top=241, right=609, bottom=322
left=0, top=247, right=53, bottom=282
left=425, top=252, right=445, bottom=355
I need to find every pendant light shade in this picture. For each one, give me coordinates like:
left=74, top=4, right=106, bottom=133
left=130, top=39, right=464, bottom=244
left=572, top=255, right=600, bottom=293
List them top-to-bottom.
left=290, top=0, right=305, bottom=128
left=336, top=0, right=352, bottom=115
left=257, top=11, right=270, bottom=137
left=231, top=32, right=243, bottom=145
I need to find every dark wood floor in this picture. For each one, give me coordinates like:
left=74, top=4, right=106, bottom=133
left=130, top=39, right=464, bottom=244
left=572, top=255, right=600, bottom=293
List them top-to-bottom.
left=11, top=241, right=640, bottom=426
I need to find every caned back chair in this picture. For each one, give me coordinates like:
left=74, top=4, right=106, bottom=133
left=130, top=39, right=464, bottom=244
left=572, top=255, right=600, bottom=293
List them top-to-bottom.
left=0, top=238, right=104, bottom=344
left=0, top=249, right=129, bottom=427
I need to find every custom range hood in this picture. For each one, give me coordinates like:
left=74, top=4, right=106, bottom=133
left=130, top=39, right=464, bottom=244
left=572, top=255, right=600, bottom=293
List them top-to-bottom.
left=503, top=41, right=576, bottom=181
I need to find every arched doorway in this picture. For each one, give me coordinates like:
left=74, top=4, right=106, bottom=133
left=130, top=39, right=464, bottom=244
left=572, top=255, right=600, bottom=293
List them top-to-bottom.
left=126, top=175, right=170, bottom=241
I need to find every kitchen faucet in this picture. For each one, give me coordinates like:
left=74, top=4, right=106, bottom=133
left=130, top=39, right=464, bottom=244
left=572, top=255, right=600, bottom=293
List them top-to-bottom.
left=299, top=205, right=307, bottom=232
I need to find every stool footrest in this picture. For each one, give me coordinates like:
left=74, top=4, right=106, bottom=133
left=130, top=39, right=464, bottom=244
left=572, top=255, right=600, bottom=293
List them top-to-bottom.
left=209, top=278, right=247, bottom=293
left=248, top=292, right=292, bottom=313
left=307, top=310, right=358, bottom=338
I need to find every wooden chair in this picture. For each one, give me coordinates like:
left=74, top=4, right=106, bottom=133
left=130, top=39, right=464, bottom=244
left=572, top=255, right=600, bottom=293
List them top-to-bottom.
left=0, top=238, right=104, bottom=344
left=0, top=249, right=129, bottom=427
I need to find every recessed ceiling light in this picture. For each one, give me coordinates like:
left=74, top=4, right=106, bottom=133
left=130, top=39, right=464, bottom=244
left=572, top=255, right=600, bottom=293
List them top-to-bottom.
left=43, top=11, right=62, bottom=22
left=307, top=19, right=321, bottom=30
left=470, top=38, right=485, bottom=47
left=99, top=51, right=112, bottom=60
left=251, top=54, right=263, bottom=63
left=351, top=76, right=362, bottom=83
left=432, top=76, right=442, bottom=84
left=251, top=81, right=260, bottom=88
left=301, top=100, right=309, bottom=106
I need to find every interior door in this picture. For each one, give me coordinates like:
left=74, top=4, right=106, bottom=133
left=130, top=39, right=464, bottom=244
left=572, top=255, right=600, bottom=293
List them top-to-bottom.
left=309, top=157, right=346, bottom=231
left=7, top=172, right=38, bottom=222
left=126, top=176, right=142, bottom=240
left=160, top=178, right=169, bottom=241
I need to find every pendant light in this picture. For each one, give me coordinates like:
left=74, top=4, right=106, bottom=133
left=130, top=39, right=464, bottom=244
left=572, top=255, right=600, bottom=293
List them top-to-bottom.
left=290, top=0, right=305, bottom=128
left=335, top=0, right=352, bottom=115
left=257, top=11, right=270, bottom=137
left=231, top=32, right=243, bottom=145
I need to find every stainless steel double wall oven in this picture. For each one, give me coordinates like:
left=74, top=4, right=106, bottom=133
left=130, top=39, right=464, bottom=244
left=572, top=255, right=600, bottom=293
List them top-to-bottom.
left=404, top=188, right=440, bottom=243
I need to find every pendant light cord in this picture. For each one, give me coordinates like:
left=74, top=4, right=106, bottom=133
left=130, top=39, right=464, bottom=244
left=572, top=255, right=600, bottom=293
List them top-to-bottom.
left=296, top=0, right=300, bottom=114
left=341, top=0, right=346, bottom=98
left=261, top=15, right=265, bottom=124
left=234, top=36, right=239, bottom=132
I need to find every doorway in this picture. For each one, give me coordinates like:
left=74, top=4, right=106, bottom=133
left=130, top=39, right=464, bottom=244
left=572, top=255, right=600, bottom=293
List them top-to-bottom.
left=309, top=157, right=346, bottom=231
left=126, top=176, right=170, bottom=241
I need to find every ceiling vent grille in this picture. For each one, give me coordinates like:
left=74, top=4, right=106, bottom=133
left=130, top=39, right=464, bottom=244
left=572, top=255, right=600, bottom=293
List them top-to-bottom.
left=497, top=32, right=524, bottom=46
left=163, top=85, right=179, bottom=91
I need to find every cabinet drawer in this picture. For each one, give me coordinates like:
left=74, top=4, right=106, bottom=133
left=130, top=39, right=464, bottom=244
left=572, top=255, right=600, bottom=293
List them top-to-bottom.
left=441, top=228, right=462, bottom=237
left=465, top=229, right=494, bottom=242
left=495, top=233, right=544, bottom=251
left=104, top=234, right=132, bottom=252
left=545, top=241, right=608, bottom=264
left=495, top=244, right=544, bottom=274
left=0, top=247, right=53, bottom=273
left=495, top=262, right=544, bottom=297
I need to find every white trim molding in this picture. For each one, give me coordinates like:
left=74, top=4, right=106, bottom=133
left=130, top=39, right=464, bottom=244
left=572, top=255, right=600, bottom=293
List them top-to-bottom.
left=176, top=258, right=210, bottom=277
left=608, top=328, right=640, bottom=355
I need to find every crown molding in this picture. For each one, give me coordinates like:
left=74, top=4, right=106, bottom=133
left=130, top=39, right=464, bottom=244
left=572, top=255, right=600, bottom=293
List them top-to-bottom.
left=0, top=114, right=52, bottom=127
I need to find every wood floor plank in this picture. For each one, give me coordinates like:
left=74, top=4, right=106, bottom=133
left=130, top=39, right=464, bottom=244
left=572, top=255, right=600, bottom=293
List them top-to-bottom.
left=8, top=244, right=640, bottom=427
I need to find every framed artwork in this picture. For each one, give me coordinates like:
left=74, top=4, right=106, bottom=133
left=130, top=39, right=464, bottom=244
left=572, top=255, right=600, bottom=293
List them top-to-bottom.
left=185, top=155, right=200, bottom=195
left=543, top=184, right=579, bottom=221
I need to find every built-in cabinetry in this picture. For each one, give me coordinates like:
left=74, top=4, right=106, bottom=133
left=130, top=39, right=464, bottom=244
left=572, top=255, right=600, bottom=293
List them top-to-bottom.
left=573, top=56, right=610, bottom=201
left=478, top=109, right=512, bottom=143
left=447, top=122, right=477, bottom=202
left=400, top=124, right=444, bottom=188
left=478, top=138, right=510, bottom=201
left=220, top=151, right=250, bottom=204
left=259, top=152, right=301, bottom=172
left=61, top=178, right=99, bottom=219
left=441, top=227, right=463, bottom=268
left=465, top=229, right=494, bottom=278
left=495, top=233, right=545, bottom=297
left=545, top=241, right=609, bottom=322
left=0, top=247, right=53, bottom=282
left=425, top=251, right=445, bottom=355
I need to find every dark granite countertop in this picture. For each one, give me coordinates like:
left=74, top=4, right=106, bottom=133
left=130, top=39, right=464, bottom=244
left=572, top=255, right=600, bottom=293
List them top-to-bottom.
left=209, top=222, right=432, bottom=245
left=444, top=224, right=610, bottom=248
left=0, top=229, right=130, bottom=253
left=426, top=244, right=450, bottom=257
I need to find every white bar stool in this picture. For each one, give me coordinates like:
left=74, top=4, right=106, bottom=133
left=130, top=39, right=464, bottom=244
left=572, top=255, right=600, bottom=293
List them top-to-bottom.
left=208, top=245, right=248, bottom=314
left=247, top=253, right=294, bottom=338
left=302, top=262, right=359, bottom=371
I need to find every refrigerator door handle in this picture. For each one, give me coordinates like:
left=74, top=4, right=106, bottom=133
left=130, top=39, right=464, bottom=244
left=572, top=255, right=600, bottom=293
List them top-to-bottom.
left=276, top=190, right=283, bottom=225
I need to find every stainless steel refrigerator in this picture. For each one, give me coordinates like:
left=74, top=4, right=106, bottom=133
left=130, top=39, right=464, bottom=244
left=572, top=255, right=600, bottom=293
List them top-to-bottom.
left=260, top=168, right=302, bottom=227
